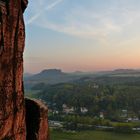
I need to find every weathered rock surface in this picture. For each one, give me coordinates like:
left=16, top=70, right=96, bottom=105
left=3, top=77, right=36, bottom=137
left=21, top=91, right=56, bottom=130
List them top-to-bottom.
left=0, top=0, right=49, bottom=139
left=0, top=0, right=28, bottom=139
left=26, top=98, right=49, bottom=140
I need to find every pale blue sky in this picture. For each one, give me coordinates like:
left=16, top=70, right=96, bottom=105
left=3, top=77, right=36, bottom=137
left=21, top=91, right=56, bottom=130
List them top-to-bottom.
left=24, top=0, right=140, bottom=73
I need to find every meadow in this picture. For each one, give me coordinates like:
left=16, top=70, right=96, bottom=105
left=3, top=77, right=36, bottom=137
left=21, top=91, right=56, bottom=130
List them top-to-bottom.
left=50, top=130, right=140, bottom=140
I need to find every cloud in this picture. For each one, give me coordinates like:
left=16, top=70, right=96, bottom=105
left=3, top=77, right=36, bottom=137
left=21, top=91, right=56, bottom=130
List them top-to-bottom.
left=26, top=0, right=64, bottom=25
left=26, top=0, right=140, bottom=42
left=45, top=0, right=63, bottom=10
left=32, top=7, right=122, bottom=41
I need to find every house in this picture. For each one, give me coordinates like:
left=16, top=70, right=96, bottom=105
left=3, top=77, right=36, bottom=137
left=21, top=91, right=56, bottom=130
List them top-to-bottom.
left=88, top=83, right=99, bottom=89
left=93, top=84, right=99, bottom=89
left=62, top=104, right=74, bottom=114
left=80, top=107, right=88, bottom=113
left=121, top=109, right=128, bottom=118
left=99, top=112, right=104, bottom=119
left=127, top=117, right=139, bottom=122
left=132, top=117, right=139, bottom=122
left=49, top=121, right=63, bottom=128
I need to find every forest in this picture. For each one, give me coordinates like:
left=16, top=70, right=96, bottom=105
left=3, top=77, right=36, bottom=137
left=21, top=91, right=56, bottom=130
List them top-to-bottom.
left=31, top=75, right=140, bottom=122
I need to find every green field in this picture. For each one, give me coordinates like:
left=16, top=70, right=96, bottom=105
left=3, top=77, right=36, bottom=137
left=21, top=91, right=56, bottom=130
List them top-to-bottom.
left=50, top=130, right=140, bottom=140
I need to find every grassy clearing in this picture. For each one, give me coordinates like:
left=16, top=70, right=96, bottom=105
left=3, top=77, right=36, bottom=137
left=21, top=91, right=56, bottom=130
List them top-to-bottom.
left=50, top=130, right=140, bottom=140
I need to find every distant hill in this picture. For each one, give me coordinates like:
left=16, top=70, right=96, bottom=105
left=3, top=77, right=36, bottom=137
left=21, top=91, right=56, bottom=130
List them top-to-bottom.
left=24, top=68, right=140, bottom=90
left=24, top=69, right=85, bottom=90
left=30, top=69, right=67, bottom=79
left=96, top=69, right=140, bottom=76
left=108, top=69, right=140, bottom=78
left=111, top=69, right=140, bottom=74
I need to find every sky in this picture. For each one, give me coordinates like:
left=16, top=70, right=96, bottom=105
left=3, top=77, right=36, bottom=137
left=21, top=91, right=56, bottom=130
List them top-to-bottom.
left=24, top=0, right=140, bottom=73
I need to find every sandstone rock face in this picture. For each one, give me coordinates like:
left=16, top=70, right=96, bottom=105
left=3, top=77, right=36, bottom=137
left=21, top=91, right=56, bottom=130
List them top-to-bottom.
left=0, top=0, right=28, bottom=139
left=0, top=0, right=49, bottom=140
left=25, top=98, right=49, bottom=140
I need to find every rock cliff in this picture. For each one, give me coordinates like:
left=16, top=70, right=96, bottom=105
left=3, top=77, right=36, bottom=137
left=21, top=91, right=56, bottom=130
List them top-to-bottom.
left=0, top=0, right=49, bottom=139
left=26, top=98, right=49, bottom=140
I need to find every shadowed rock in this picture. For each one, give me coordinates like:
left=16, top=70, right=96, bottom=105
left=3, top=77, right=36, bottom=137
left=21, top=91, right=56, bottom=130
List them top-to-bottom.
left=26, top=98, right=49, bottom=140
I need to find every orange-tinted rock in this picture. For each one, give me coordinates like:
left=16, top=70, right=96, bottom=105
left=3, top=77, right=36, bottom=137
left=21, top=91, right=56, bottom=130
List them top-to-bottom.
left=0, top=0, right=27, bottom=139
left=0, top=1, right=49, bottom=139
left=25, top=98, right=49, bottom=140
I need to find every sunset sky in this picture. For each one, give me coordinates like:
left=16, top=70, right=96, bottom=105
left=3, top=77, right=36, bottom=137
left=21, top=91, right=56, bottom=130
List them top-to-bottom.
left=24, top=0, right=140, bottom=73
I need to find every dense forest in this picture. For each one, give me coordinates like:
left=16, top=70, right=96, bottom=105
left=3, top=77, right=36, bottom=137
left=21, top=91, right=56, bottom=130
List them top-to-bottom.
left=31, top=75, right=140, bottom=121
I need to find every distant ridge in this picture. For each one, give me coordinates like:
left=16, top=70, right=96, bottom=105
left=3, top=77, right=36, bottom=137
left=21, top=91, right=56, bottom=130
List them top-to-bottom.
left=24, top=68, right=140, bottom=90
left=110, top=69, right=140, bottom=75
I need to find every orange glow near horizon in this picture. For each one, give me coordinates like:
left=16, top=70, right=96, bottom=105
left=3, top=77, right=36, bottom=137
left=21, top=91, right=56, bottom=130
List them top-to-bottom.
left=24, top=0, right=140, bottom=73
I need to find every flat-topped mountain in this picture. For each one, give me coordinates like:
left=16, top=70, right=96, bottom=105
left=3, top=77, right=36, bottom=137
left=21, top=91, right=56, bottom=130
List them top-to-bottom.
left=24, top=69, right=82, bottom=89
left=34, top=69, right=66, bottom=77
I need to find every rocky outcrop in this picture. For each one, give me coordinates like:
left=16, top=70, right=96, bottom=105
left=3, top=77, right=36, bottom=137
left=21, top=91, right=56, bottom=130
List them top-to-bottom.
left=0, top=0, right=49, bottom=139
left=0, top=0, right=28, bottom=139
left=25, top=98, right=49, bottom=140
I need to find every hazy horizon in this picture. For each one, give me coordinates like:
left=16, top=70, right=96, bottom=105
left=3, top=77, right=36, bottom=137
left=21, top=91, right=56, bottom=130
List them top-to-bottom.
left=24, top=0, right=140, bottom=73
left=24, top=67, right=140, bottom=75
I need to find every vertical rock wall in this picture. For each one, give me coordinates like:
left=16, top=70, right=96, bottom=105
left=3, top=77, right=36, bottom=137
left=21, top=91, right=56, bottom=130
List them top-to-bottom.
left=0, top=0, right=27, bottom=139
left=0, top=1, right=49, bottom=139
